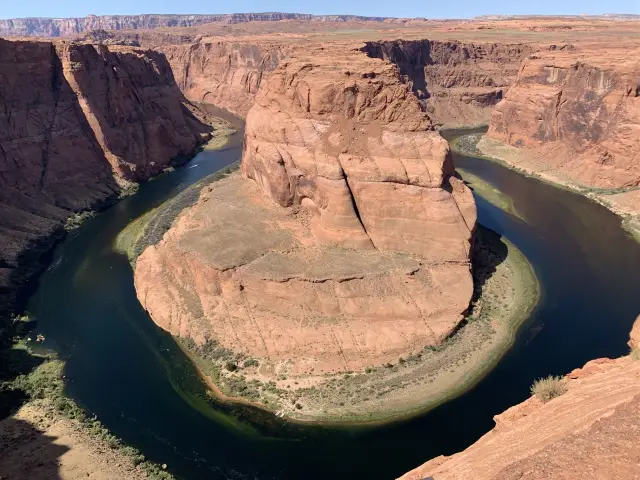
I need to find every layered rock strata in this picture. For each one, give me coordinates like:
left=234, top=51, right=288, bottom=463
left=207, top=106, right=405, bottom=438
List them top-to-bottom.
left=162, top=37, right=529, bottom=123
left=0, top=38, right=212, bottom=314
left=362, top=40, right=531, bottom=127
left=162, top=42, right=290, bottom=117
left=487, top=45, right=640, bottom=189
left=135, top=46, right=477, bottom=377
left=400, top=354, right=640, bottom=479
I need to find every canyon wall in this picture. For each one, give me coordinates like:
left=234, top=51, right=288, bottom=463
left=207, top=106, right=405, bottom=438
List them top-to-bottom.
left=0, top=13, right=397, bottom=38
left=0, top=38, right=212, bottom=315
left=161, top=38, right=530, bottom=122
left=362, top=40, right=532, bottom=127
left=162, top=42, right=290, bottom=117
left=135, top=44, right=477, bottom=378
left=487, top=45, right=640, bottom=189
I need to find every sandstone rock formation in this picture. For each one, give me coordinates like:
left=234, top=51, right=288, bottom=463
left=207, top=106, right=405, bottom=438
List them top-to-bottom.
left=158, top=37, right=529, bottom=123
left=0, top=38, right=212, bottom=315
left=362, top=40, right=531, bottom=127
left=162, top=42, right=290, bottom=117
left=135, top=45, right=477, bottom=378
left=487, top=45, right=640, bottom=189
left=400, top=355, right=640, bottom=480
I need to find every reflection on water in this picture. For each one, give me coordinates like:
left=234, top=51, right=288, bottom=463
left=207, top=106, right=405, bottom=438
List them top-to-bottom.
left=27, top=126, right=640, bottom=479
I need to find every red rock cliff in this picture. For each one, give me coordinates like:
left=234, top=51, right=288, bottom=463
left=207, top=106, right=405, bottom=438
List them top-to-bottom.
left=0, top=38, right=212, bottom=314
left=362, top=40, right=531, bottom=127
left=162, top=41, right=289, bottom=117
left=135, top=43, right=477, bottom=381
left=243, top=44, right=476, bottom=259
left=487, top=45, right=640, bottom=189
left=400, top=355, right=640, bottom=480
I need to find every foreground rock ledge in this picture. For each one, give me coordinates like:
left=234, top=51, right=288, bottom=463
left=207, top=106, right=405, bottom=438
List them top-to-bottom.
left=135, top=45, right=476, bottom=404
left=400, top=354, right=640, bottom=479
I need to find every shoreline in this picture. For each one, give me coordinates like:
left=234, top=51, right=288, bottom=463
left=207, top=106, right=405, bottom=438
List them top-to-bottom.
left=0, top=113, right=233, bottom=323
left=0, top=114, right=237, bottom=480
left=119, top=130, right=541, bottom=426
left=451, top=133, right=640, bottom=243
left=158, top=225, right=540, bottom=426
left=1, top=358, right=175, bottom=479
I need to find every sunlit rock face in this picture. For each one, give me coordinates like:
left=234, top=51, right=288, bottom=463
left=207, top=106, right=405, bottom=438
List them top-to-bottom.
left=136, top=44, right=477, bottom=378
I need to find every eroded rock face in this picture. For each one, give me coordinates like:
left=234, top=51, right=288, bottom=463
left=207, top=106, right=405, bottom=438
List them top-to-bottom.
left=0, top=38, right=211, bottom=314
left=362, top=40, right=531, bottom=127
left=162, top=42, right=289, bottom=117
left=136, top=45, right=476, bottom=377
left=487, top=46, right=640, bottom=188
left=243, top=47, right=476, bottom=259
left=400, top=355, right=640, bottom=480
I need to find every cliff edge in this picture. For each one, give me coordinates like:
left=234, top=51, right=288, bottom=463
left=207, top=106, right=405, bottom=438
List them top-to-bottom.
left=0, top=38, right=212, bottom=315
left=400, top=327, right=640, bottom=480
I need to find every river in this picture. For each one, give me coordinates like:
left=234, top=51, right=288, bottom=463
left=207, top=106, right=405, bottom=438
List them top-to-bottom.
left=26, top=118, right=640, bottom=479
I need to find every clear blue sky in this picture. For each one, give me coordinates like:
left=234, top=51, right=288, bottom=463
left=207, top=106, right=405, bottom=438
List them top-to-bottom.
left=1, top=0, right=638, bottom=20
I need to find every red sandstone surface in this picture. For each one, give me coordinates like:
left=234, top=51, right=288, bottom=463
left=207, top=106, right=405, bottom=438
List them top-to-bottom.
left=0, top=38, right=212, bottom=314
left=135, top=44, right=477, bottom=377
left=487, top=44, right=640, bottom=190
left=630, top=316, right=640, bottom=350
left=400, top=352, right=640, bottom=480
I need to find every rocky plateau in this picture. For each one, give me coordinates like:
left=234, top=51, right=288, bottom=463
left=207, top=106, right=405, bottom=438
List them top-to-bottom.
left=135, top=43, right=477, bottom=379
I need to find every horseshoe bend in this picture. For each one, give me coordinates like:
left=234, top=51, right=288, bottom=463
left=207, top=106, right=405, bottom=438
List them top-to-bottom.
left=0, top=12, right=639, bottom=480
left=131, top=42, right=538, bottom=421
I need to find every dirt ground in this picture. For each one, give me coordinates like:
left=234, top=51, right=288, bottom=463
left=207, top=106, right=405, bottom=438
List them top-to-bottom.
left=0, top=401, right=149, bottom=480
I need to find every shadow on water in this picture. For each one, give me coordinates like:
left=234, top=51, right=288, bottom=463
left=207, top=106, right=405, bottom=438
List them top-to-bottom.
left=21, top=124, right=640, bottom=479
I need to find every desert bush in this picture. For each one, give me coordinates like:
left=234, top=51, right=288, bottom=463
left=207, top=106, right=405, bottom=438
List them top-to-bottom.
left=631, top=348, right=640, bottom=361
left=243, top=358, right=259, bottom=368
left=530, top=375, right=568, bottom=402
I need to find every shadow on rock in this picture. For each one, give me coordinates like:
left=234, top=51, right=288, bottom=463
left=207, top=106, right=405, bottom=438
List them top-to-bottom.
left=471, top=225, right=509, bottom=304
left=0, top=416, right=68, bottom=479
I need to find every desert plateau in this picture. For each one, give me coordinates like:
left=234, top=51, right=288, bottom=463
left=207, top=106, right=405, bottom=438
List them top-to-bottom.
left=0, top=7, right=639, bottom=480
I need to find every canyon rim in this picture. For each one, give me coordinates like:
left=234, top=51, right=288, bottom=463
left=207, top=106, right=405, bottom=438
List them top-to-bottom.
left=0, top=11, right=639, bottom=480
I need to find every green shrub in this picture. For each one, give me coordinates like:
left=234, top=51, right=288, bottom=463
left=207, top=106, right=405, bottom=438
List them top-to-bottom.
left=243, top=358, right=259, bottom=368
left=530, top=375, right=568, bottom=402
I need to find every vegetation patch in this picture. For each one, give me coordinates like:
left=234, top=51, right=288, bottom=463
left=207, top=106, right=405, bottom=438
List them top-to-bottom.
left=115, top=161, right=241, bottom=265
left=64, top=211, right=97, bottom=231
left=0, top=313, right=174, bottom=479
left=530, top=375, right=568, bottom=402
